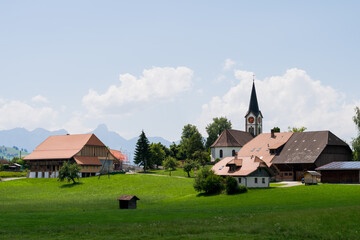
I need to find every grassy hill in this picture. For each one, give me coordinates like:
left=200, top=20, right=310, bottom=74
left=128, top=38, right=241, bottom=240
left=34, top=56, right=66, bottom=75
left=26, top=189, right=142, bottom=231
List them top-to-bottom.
left=0, top=145, right=29, bottom=160
left=1, top=174, right=360, bottom=239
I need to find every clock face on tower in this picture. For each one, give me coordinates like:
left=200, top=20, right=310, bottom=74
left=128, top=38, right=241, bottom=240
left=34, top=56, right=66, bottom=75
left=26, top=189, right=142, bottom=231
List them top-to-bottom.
left=248, top=117, right=254, bottom=123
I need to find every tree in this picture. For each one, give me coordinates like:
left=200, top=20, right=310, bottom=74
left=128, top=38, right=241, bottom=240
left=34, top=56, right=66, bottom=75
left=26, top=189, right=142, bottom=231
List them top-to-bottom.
left=352, top=106, right=360, bottom=161
left=205, top=117, right=232, bottom=149
left=180, top=124, right=204, bottom=159
left=288, top=126, right=307, bottom=132
left=273, top=127, right=281, bottom=132
left=134, top=130, right=152, bottom=172
left=150, top=143, right=166, bottom=168
left=191, top=150, right=210, bottom=164
left=163, top=156, right=178, bottom=176
left=183, top=160, right=200, bottom=177
left=58, top=162, right=80, bottom=184
left=194, top=167, right=224, bottom=194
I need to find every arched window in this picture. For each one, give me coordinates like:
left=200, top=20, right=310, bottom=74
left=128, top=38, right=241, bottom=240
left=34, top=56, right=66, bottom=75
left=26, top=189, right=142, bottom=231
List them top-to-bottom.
left=249, top=126, right=254, bottom=136
left=219, top=149, right=223, bottom=158
left=232, top=150, right=236, bottom=156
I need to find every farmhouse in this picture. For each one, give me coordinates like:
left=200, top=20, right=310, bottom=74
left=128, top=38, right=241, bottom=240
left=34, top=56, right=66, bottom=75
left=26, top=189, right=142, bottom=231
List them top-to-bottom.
left=272, top=131, right=352, bottom=181
left=24, top=133, right=117, bottom=178
left=212, top=155, right=273, bottom=188
left=316, top=161, right=360, bottom=183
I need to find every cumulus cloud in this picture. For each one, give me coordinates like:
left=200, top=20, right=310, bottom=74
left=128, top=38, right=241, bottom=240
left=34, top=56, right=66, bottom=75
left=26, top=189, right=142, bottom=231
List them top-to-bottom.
left=223, top=58, right=236, bottom=71
left=83, top=66, right=194, bottom=115
left=197, top=68, right=358, bottom=143
left=31, top=95, right=49, bottom=103
left=0, top=100, right=58, bottom=130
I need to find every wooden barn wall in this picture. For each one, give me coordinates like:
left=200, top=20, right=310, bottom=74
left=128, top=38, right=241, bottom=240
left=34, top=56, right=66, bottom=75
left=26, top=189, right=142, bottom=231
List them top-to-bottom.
left=316, top=145, right=352, bottom=167
left=321, top=170, right=360, bottom=183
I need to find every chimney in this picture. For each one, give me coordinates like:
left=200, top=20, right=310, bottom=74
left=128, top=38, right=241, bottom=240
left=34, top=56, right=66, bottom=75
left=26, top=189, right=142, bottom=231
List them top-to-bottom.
left=271, top=129, right=275, bottom=138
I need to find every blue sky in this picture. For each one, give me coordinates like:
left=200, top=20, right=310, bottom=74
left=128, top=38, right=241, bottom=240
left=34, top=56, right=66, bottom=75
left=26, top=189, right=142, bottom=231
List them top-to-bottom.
left=0, top=1, right=359, bottom=143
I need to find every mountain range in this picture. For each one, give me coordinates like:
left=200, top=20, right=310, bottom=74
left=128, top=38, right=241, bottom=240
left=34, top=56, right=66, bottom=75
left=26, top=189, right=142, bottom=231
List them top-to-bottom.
left=0, top=124, right=176, bottom=163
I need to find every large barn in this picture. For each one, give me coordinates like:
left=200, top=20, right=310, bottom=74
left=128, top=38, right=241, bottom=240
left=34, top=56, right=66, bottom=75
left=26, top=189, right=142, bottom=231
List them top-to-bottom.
left=271, top=131, right=352, bottom=181
left=24, top=133, right=117, bottom=178
left=316, top=162, right=360, bottom=183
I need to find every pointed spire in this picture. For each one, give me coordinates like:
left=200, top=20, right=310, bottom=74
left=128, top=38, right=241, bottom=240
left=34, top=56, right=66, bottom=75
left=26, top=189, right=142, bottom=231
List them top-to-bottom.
left=247, top=80, right=260, bottom=117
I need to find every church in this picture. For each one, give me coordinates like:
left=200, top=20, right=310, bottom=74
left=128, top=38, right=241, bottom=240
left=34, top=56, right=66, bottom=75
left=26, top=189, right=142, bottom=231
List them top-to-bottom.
left=211, top=79, right=352, bottom=184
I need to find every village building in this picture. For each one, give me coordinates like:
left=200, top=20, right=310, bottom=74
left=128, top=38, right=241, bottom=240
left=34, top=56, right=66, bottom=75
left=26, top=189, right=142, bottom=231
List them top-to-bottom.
left=210, top=129, right=253, bottom=161
left=272, top=131, right=352, bottom=181
left=24, top=133, right=117, bottom=178
left=110, top=149, right=128, bottom=171
left=212, top=155, right=273, bottom=188
left=0, top=158, right=9, bottom=165
left=316, top=161, right=360, bottom=183
left=303, top=171, right=321, bottom=185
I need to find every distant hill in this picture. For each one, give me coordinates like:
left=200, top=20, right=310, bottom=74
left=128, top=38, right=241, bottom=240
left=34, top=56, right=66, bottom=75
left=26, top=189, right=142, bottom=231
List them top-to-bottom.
left=0, top=124, right=178, bottom=163
left=0, top=145, right=30, bottom=160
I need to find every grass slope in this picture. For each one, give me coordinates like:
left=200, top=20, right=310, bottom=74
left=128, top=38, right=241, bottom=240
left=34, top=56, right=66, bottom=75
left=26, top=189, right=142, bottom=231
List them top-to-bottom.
left=0, top=171, right=27, bottom=178
left=1, top=175, right=360, bottom=239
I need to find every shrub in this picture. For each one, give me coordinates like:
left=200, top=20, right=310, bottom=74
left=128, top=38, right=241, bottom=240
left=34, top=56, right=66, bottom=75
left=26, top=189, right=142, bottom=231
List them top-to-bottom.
left=194, top=167, right=224, bottom=194
left=225, top=176, right=239, bottom=194
left=238, top=184, right=248, bottom=193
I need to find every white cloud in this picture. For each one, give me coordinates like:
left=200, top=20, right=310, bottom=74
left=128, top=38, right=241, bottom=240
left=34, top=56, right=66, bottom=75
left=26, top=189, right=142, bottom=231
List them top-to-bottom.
left=223, top=58, right=236, bottom=71
left=83, top=66, right=194, bottom=115
left=197, top=68, right=359, bottom=143
left=214, top=75, right=226, bottom=83
left=31, top=95, right=49, bottom=103
left=0, top=100, right=58, bottom=130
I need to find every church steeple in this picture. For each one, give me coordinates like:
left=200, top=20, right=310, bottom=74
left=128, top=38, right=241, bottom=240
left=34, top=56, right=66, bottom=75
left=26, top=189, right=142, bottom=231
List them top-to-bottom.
left=245, top=77, right=263, bottom=136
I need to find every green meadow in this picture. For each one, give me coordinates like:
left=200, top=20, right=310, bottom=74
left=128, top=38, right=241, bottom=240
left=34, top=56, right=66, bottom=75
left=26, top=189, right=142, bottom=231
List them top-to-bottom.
left=1, top=174, right=360, bottom=239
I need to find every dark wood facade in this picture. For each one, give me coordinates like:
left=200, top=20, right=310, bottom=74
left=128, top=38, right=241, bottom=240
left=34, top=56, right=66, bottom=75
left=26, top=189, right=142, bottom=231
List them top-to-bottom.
left=320, top=170, right=360, bottom=183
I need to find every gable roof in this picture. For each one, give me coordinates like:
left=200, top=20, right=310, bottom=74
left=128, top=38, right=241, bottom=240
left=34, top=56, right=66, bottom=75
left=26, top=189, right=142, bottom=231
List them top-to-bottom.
left=245, top=81, right=262, bottom=117
left=211, top=129, right=253, bottom=148
left=272, top=131, right=350, bottom=165
left=237, top=132, right=294, bottom=167
left=24, top=134, right=106, bottom=160
left=74, top=156, right=102, bottom=166
left=212, top=156, right=270, bottom=176
left=0, top=158, right=9, bottom=165
left=117, top=195, right=140, bottom=201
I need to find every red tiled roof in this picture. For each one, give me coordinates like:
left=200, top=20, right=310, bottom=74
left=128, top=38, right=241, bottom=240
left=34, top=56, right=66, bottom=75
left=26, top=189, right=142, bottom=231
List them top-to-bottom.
left=237, top=132, right=294, bottom=167
left=24, top=134, right=106, bottom=160
left=110, top=149, right=126, bottom=161
left=74, top=156, right=102, bottom=166
left=212, top=156, right=269, bottom=176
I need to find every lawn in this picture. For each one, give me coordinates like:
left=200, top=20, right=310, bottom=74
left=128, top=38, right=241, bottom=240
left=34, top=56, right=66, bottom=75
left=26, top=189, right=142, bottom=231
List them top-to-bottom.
left=143, top=167, right=196, bottom=178
left=0, top=171, right=27, bottom=178
left=1, top=174, right=360, bottom=239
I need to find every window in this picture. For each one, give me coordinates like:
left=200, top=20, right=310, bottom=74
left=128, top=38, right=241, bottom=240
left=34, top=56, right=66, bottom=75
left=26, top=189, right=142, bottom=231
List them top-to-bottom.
left=249, top=126, right=254, bottom=135
left=219, top=149, right=223, bottom=158
left=232, top=150, right=236, bottom=156
left=284, top=172, right=288, bottom=176
left=289, top=172, right=293, bottom=176
left=238, top=178, right=241, bottom=183
left=254, top=178, right=258, bottom=183
left=262, top=178, right=265, bottom=184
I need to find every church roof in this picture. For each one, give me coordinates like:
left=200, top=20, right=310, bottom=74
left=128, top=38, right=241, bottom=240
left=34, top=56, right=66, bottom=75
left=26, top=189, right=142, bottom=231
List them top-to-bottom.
left=246, top=81, right=262, bottom=117
left=210, top=129, right=253, bottom=148
left=271, top=131, right=351, bottom=165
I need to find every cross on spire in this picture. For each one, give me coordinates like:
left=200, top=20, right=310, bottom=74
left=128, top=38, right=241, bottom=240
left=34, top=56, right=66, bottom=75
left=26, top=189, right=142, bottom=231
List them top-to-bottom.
left=252, top=73, right=255, bottom=83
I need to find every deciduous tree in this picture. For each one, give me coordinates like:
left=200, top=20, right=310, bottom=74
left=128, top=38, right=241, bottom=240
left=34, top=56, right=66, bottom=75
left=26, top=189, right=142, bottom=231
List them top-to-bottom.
left=352, top=106, right=360, bottom=161
left=205, top=117, right=232, bottom=149
left=180, top=124, right=204, bottom=159
left=288, top=126, right=307, bottom=132
left=150, top=143, right=166, bottom=168
left=163, top=156, right=178, bottom=176
left=58, top=162, right=80, bottom=184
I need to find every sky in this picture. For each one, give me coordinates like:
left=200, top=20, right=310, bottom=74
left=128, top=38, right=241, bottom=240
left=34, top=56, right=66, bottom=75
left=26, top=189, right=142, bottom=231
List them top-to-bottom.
left=0, top=0, right=360, bottom=144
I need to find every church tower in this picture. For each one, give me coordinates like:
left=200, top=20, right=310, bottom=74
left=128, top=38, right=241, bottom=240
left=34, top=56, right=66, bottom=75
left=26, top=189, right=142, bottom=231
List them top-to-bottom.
left=245, top=79, right=263, bottom=136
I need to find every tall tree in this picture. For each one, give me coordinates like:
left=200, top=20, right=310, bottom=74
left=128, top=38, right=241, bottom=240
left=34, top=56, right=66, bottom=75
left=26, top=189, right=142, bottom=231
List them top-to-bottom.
left=352, top=106, right=360, bottom=161
left=205, top=117, right=232, bottom=149
left=180, top=124, right=204, bottom=159
left=288, top=126, right=307, bottom=132
left=134, top=130, right=152, bottom=172
left=150, top=142, right=166, bottom=168
left=58, top=162, right=80, bottom=184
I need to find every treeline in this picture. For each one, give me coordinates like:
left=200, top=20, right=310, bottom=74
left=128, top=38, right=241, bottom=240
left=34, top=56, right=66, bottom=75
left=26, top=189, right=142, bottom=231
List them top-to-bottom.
left=133, top=117, right=232, bottom=172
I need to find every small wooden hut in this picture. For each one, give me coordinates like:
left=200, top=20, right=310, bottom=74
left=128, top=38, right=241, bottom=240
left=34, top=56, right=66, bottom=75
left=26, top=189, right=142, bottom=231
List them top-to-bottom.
left=304, top=171, right=321, bottom=185
left=117, top=195, right=139, bottom=209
